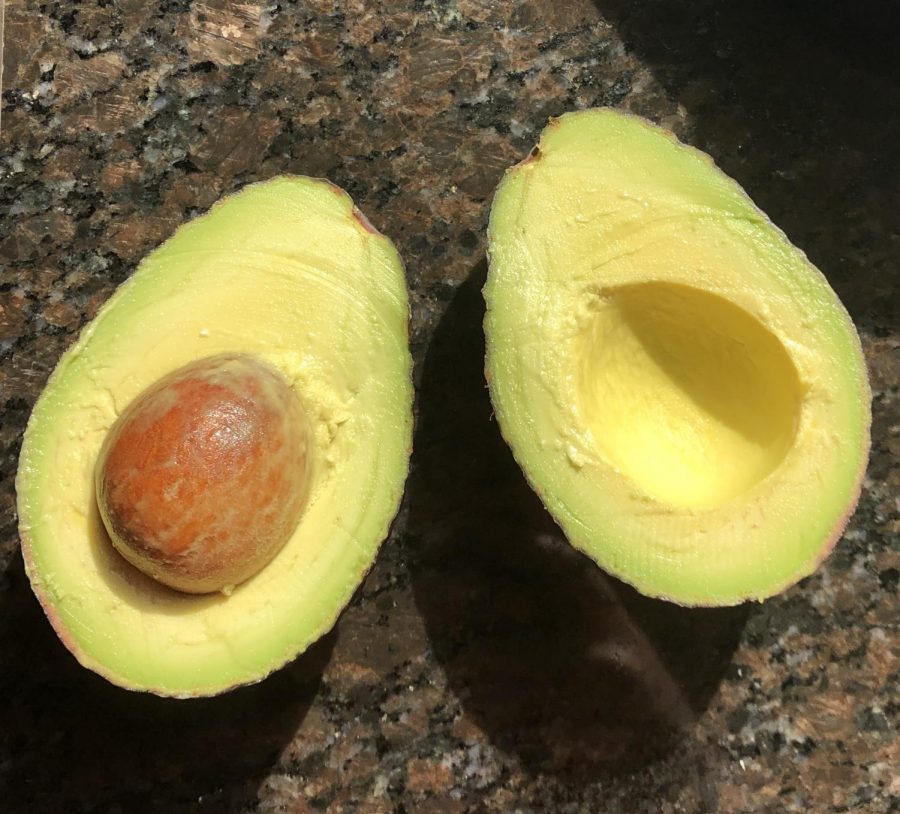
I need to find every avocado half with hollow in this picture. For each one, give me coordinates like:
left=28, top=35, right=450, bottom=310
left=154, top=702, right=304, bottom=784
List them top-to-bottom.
left=484, top=110, right=870, bottom=606
left=16, top=176, right=413, bottom=695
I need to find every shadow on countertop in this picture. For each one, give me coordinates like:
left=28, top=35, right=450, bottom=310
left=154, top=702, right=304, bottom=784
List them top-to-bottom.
left=598, top=0, right=900, bottom=332
left=408, top=262, right=749, bottom=789
left=0, top=558, right=332, bottom=813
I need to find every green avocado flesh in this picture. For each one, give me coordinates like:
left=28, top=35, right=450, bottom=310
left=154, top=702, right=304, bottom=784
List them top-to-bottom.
left=484, top=109, right=870, bottom=606
left=16, top=177, right=413, bottom=695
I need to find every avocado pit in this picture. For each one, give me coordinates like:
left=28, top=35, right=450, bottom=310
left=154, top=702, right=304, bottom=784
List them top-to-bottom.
left=95, top=353, right=313, bottom=594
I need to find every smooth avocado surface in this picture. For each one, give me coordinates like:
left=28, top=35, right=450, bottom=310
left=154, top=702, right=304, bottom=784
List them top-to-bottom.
left=485, top=109, right=870, bottom=606
left=16, top=177, right=413, bottom=696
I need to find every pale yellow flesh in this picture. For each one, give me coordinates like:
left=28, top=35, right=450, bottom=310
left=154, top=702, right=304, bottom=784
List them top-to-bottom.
left=485, top=110, right=870, bottom=605
left=17, top=177, right=413, bottom=695
left=578, top=281, right=802, bottom=510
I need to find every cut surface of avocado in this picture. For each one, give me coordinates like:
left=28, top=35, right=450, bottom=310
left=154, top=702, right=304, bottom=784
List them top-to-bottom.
left=484, top=109, right=870, bottom=606
left=16, top=177, right=413, bottom=695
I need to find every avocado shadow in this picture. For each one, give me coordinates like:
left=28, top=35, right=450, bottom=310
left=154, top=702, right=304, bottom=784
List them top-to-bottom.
left=597, top=0, right=900, bottom=332
left=407, top=261, right=749, bottom=787
left=0, top=552, right=333, bottom=813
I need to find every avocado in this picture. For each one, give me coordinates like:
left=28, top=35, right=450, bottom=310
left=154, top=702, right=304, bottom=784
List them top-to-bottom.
left=484, top=110, right=870, bottom=606
left=16, top=176, right=413, bottom=696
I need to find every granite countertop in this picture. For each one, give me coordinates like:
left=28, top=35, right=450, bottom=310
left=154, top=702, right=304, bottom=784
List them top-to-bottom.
left=1, top=1, right=897, bottom=811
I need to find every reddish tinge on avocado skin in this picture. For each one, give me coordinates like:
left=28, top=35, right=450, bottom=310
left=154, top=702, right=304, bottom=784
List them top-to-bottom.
left=95, top=353, right=313, bottom=594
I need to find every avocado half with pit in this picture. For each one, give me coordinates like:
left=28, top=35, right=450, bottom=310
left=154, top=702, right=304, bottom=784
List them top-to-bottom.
left=484, top=109, right=870, bottom=606
left=16, top=177, right=413, bottom=695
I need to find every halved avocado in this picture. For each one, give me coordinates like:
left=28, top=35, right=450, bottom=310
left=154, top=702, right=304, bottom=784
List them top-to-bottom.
left=484, top=110, right=870, bottom=606
left=16, top=177, right=413, bottom=695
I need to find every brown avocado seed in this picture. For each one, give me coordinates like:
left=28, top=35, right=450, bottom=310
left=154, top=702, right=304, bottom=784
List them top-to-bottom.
left=95, top=354, right=313, bottom=594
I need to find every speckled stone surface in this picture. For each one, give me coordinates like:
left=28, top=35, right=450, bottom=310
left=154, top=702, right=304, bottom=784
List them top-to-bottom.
left=1, top=1, right=898, bottom=811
